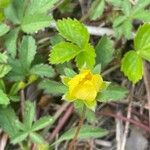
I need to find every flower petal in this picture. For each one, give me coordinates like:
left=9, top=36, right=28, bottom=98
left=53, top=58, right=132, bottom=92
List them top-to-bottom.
left=68, top=70, right=92, bottom=94
left=92, top=74, right=103, bottom=92
left=73, top=80, right=97, bottom=101
left=62, top=92, right=75, bottom=102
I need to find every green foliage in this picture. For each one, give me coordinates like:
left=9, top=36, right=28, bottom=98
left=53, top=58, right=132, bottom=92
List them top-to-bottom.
left=89, top=0, right=105, bottom=20
left=112, top=0, right=150, bottom=38
left=21, top=14, right=52, bottom=33
left=49, top=18, right=96, bottom=69
left=56, top=18, right=89, bottom=48
left=0, top=23, right=10, bottom=36
left=121, top=23, right=150, bottom=84
left=95, top=36, right=114, bottom=69
left=49, top=42, right=81, bottom=64
left=75, top=43, right=96, bottom=69
left=121, top=51, right=143, bottom=84
left=0, top=52, right=11, bottom=78
left=39, top=79, right=67, bottom=95
left=97, top=85, right=128, bottom=102
left=0, top=90, right=10, bottom=105
left=11, top=101, right=53, bottom=144
left=0, top=106, right=18, bottom=137
left=53, top=125, right=108, bottom=145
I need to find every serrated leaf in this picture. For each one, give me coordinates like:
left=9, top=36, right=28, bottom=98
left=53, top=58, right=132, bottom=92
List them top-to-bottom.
left=26, top=0, right=59, bottom=15
left=89, top=0, right=105, bottom=20
left=121, top=0, right=131, bottom=16
left=132, top=0, right=150, bottom=15
left=133, top=10, right=150, bottom=22
left=21, top=13, right=51, bottom=33
left=113, top=16, right=127, bottom=28
left=56, top=18, right=89, bottom=48
left=122, top=19, right=132, bottom=39
left=0, top=23, right=10, bottom=36
left=134, top=23, right=150, bottom=51
left=4, top=28, right=19, bottom=58
left=19, top=36, right=37, bottom=70
left=95, top=36, right=114, bottom=69
left=49, top=42, right=81, bottom=64
left=75, top=43, right=96, bottom=69
left=138, top=47, right=150, bottom=62
left=121, top=51, right=143, bottom=84
left=0, top=53, right=11, bottom=78
left=30, top=64, right=55, bottom=78
left=39, top=79, right=67, bottom=95
left=97, top=85, right=128, bottom=102
left=0, top=90, right=10, bottom=105
left=23, top=101, right=35, bottom=129
left=0, top=106, right=18, bottom=137
left=32, top=116, right=53, bottom=131
left=53, top=125, right=108, bottom=145
left=11, top=132, right=28, bottom=144
left=30, top=132, right=45, bottom=144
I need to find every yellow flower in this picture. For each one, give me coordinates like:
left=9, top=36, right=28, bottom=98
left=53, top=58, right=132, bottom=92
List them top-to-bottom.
left=62, top=69, right=106, bottom=111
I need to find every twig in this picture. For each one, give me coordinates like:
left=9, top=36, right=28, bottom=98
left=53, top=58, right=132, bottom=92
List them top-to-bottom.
left=143, top=61, right=150, bottom=125
left=102, top=64, right=120, bottom=76
left=120, top=85, right=134, bottom=150
left=42, top=102, right=70, bottom=136
left=47, top=104, right=74, bottom=142
left=68, top=105, right=86, bottom=150
left=116, top=110, right=123, bottom=150
left=96, top=111, right=150, bottom=132
left=0, top=134, right=8, bottom=150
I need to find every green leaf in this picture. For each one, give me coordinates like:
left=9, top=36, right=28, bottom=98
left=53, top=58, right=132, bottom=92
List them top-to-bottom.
left=0, top=0, right=10, bottom=8
left=4, top=0, right=24, bottom=24
left=26, top=0, right=59, bottom=15
left=89, top=0, right=105, bottom=20
left=106, top=0, right=122, bottom=7
left=121, top=0, right=131, bottom=16
left=132, top=0, right=150, bottom=15
left=133, top=10, right=150, bottom=22
left=21, top=13, right=51, bottom=33
left=113, top=16, right=127, bottom=28
left=56, top=18, right=89, bottom=48
left=122, top=19, right=132, bottom=39
left=0, top=23, right=10, bottom=36
left=134, top=23, right=150, bottom=50
left=4, top=28, right=19, bottom=58
left=19, top=36, right=37, bottom=70
left=95, top=36, right=114, bottom=69
left=49, top=42, right=81, bottom=64
left=75, top=43, right=96, bottom=69
left=138, top=47, right=150, bottom=62
left=121, top=51, right=143, bottom=84
left=0, top=53, right=12, bottom=78
left=30, top=64, right=55, bottom=78
left=92, top=64, right=101, bottom=74
left=64, top=68, right=76, bottom=77
left=0, top=79, right=5, bottom=91
left=39, top=79, right=67, bottom=95
left=9, top=82, right=20, bottom=96
left=97, top=85, right=128, bottom=102
left=0, top=90, right=9, bottom=105
left=23, top=101, right=35, bottom=129
left=0, top=106, right=18, bottom=137
left=32, top=116, right=53, bottom=131
left=53, top=125, right=108, bottom=145
left=11, top=132, right=28, bottom=144
left=30, top=132, right=45, bottom=144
